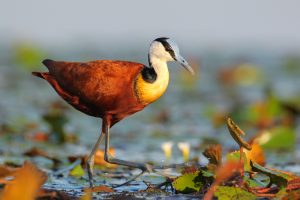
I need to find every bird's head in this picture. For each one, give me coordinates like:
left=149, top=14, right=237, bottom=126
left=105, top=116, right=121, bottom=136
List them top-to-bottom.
left=149, top=37, right=194, bottom=75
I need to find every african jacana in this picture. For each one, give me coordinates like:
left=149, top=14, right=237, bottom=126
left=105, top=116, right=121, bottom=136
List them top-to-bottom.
left=32, top=37, right=194, bottom=187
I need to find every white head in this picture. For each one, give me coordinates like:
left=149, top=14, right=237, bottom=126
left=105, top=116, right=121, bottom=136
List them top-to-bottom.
left=149, top=37, right=194, bottom=75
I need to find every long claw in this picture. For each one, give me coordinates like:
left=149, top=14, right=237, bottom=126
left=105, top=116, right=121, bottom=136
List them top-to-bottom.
left=113, top=170, right=145, bottom=188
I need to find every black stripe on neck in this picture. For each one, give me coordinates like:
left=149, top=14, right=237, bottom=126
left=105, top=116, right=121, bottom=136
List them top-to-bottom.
left=141, top=66, right=157, bottom=83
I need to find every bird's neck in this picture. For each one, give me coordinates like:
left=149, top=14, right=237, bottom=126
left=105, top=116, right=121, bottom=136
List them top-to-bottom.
left=148, top=54, right=169, bottom=83
left=134, top=55, right=170, bottom=104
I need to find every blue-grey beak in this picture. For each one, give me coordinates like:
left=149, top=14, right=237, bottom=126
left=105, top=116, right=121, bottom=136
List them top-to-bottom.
left=176, top=55, right=195, bottom=75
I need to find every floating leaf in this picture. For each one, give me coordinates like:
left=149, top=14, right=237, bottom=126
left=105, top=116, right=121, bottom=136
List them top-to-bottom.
left=13, top=42, right=46, bottom=71
left=282, top=56, right=300, bottom=74
left=43, top=101, right=69, bottom=143
left=256, top=126, right=296, bottom=150
left=30, top=131, right=49, bottom=142
left=244, top=142, right=265, bottom=166
left=203, top=144, right=222, bottom=166
left=23, top=147, right=61, bottom=164
left=94, top=149, right=117, bottom=169
left=0, top=161, right=47, bottom=200
left=203, top=161, right=243, bottom=200
left=250, top=161, right=298, bottom=187
left=69, top=164, right=85, bottom=177
left=0, top=165, right=17, bottom=179
left=172, top=170, right=213, bottom=194
left=172, top=172, right=203, bottom=193
left=243, top=174, right=267, bottom=188
left=286, top=178, right=300, bottom=191
left=91, top=185, right=114, bottom=193
left=214, top=186, right=256, bottom=200
left=250, top=186, right=279, bottom=198
left=37, top=189, right=73, bottom=200
left=80, top=189, right=92, bottom=200
left=281, top=189, right=300, bottom=200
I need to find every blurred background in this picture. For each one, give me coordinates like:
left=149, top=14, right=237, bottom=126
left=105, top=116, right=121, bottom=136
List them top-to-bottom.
left=0, top=0, right=300, bottom=187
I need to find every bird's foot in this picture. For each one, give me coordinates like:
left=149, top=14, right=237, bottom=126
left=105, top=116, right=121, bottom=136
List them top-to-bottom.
left=139, top=163, right=153, bottom=173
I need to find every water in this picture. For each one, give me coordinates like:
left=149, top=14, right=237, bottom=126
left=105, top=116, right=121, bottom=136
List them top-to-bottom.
left=0, top=44, right=299, bottom=199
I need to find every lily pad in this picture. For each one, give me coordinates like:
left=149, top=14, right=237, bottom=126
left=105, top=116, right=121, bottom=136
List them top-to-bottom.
left=256, top=126, right=296, bottom=150
left=69, top=164, right=85, bottom=177
left=172, top=170, right=213, bottom=194
left=214, top=186, right=256, bottom=200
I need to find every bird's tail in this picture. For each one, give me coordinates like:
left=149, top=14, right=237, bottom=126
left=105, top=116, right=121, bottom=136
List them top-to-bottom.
left=32, top=71, right=49, bottom=79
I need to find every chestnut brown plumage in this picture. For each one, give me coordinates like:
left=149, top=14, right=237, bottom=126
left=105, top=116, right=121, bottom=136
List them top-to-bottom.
left=32, top=38, right=194, bottom=187
left=33, top=60, right=146, bottom=125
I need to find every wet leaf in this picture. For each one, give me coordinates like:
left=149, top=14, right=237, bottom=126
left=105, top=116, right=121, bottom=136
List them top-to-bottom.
left=13, top=42, right=46, bottom=70
left=282, top=56, right=300, bottom=74
left=43, top=101, right=69, bottom=143
left=254, top=126, right=296, bottom=150
left=30, top=132, right=49, bottom=142
left=244, top=142, right=265, bottom=166
left=203, top=144, right=222, bottom=166
left=23, top=147, right=61, bottom=164
left=94, top=149, right=117, bottom=169
left=0, top=161, right=47, bottom=200
left=203, top=161, right=243, bottom=200
left=250, top=161, right=298, bottom=187
left=69, top=164, right=85, bottom=177
left=0, top=165, right=17, bottom=179
left=181, top=166, right=198, bottom=174
left=172, top=170, right=213, bottom=194
left=172, top=172, right=203, bottom=193
left=243, top=174, right=267, bottom=188
left=286, top=178, right=300, bottom=191
left=91, top=185, right=114, bottom=193
left=214, top=186, right=256, bottom=200
left=250, top=186, right=279, bottom=198
left=37, top=189, right=73, bottom=200
left=80, top=189, right=92, bottom=200
left=281, top=189, right=300, bottom=200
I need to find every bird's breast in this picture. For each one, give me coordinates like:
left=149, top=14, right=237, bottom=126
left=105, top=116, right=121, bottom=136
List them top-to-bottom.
left=134, top=68, right=169, bottom=104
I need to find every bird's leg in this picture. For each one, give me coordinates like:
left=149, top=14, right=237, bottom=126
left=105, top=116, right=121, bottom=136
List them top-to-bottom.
left=103, top=121, right=194, bottom=186
left=103, top=122, right=152, bottom=173
left=87, top=131, right=105, bottom=188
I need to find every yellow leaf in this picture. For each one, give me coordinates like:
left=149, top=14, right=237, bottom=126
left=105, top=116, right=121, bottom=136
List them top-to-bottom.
left=94, top=149, right=117, bottom=169
left=0, top=161, right=47, bottom=200
left=70, top=164, right=85, bottom=177
left=80, top=188, right=92, bottom=200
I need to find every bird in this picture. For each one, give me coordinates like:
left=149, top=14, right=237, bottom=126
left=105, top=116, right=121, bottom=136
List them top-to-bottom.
left=32, top=37, right=194, bottom=187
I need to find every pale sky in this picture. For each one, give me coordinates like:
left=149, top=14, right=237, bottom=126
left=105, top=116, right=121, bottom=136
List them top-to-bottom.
left=1, top=0, right=300, bottom=49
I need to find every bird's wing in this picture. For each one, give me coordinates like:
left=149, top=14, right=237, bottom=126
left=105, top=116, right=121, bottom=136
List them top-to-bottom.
left=42, top=59, right=144, bottom=110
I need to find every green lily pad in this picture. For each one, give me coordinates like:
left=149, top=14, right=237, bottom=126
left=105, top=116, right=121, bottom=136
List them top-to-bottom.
left=14, top=42, right=46, bottom=70
left=258, top=126, right=296, bottom=150
left=250, top=161, right=298, bottom=187
left=70, top=164, right=85, bottom=177
left=172, top=170, right=213, bottom=194
left=214, top=186, right=256, bottom=200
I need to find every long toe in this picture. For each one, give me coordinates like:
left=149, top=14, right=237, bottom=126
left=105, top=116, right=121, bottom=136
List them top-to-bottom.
left=143, top=163, right=153, bottom=173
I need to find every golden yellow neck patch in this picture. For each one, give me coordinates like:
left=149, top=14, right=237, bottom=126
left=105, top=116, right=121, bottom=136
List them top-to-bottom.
left=134, top=67, right=169, bottom=104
